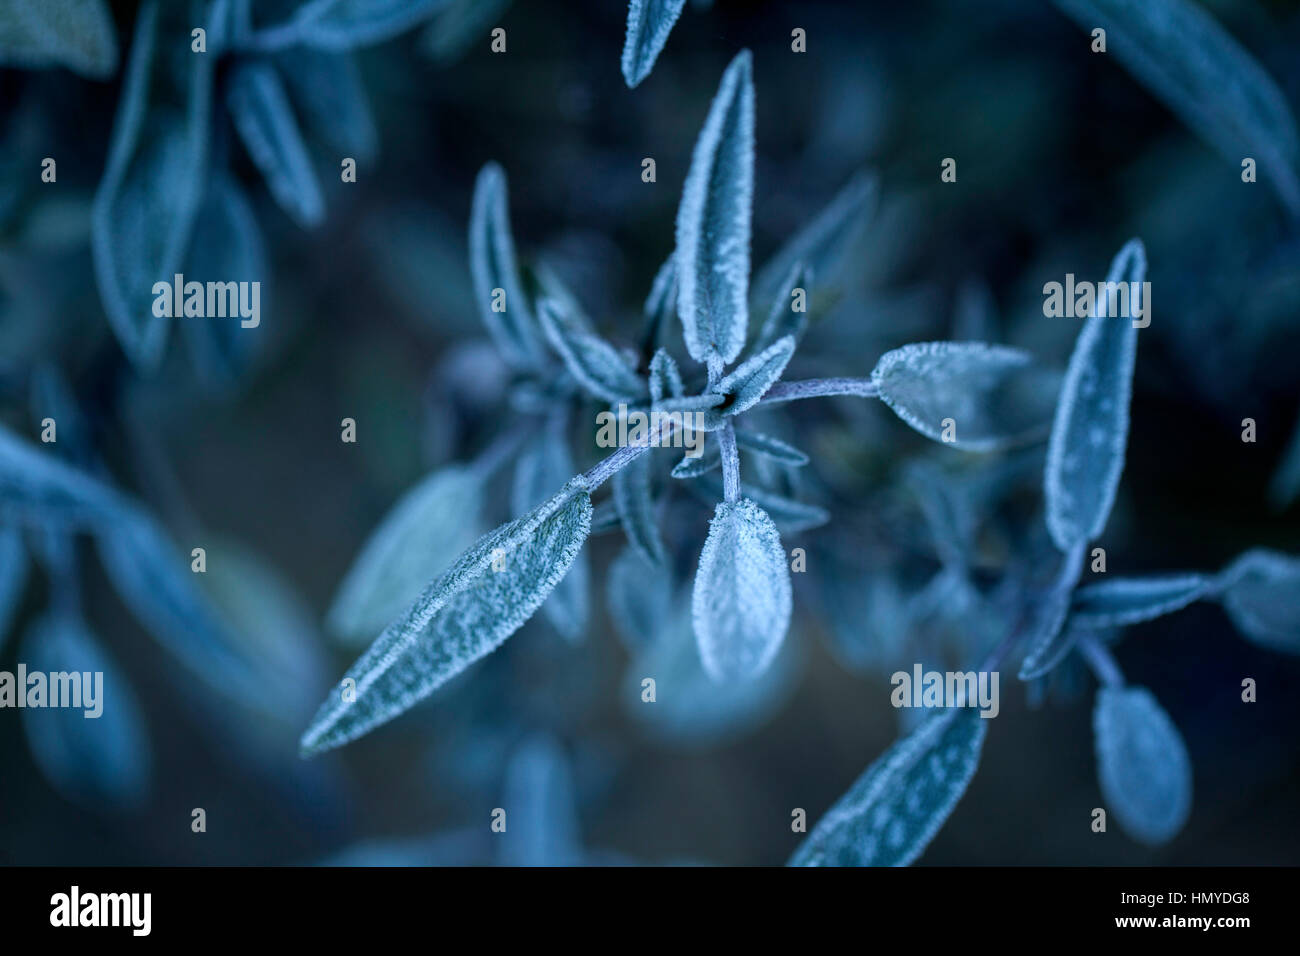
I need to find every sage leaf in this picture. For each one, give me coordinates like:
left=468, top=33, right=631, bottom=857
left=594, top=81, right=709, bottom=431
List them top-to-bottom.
left=0, top=0, right=118, bottom=78
left=92, top=0, right=214, bottom=369
left=290, top=0, right=451, bottom=50
left=621, top=0, right=686, bottom=88
left=1052, top=0, right=1300, bottom=215
left=276, top=48, right=378, bottom=162
left=675, top=50, right=754, bottom=365
left=227, top=61, right=324, bottom=228
left=470, top=163, right=545, bottom=370
left=753, top=169, right=877, bottom=309
left=180, top=172, right=267, bottom=387
left=1044, top=239, right=1145, bottom=551
left=642, top=256, right=678, bottom=353
left=754, top=261, right=811, bottom=354
left=538, top=299, right=644, bottom=402
left=715, top=335, right=795, bottom=419
left=872, top=341, right=1057, bottom=451
left=648, top=348, right=683, bottom=403
left=0, top=423, right=125, bottom=530
left=513, top=426, right=589, bottom=643
left=734, top=429, right=809, bottom=467
left=671, top=442, right=720, bottom=478
left=613, top=452, right=665, bottom=567
left=328, top=465, right=483, bottom=643
left=301, top=483, right=592, bottom=755
left=692, top=497, right=791, bottom=682
left=95, top=506, right=268, bottom=709
left=1017, top=543, right=1086, bottom=681
left=606, top=546, right=673, bottom=651
left=1214, top=548, right=1300, bottom=653
left=1071, top=573, right=1212, bottom=629
left=625, top=607, right=799, bottom=747
left=19, top=612, right=151, bottom=809
left=1093, top=685, right=1192, bottom=845
left=790, top=707, right=987, bottom=866
left=498, top=734, right=581, bottom=866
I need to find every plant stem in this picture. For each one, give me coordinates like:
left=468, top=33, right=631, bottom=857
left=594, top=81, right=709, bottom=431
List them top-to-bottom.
left=758, top=377, right=879, bottom=405
left=578, top=417, right=677, bottom=491
left=717, top=422, right=740, bottom=502
left=1077, top=634, right=1124, bottom=688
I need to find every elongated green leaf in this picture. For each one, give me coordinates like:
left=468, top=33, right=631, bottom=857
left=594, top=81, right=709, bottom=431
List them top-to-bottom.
left=0, top=0, right=118, bottom=77
left=291, top=0, right=450, bottom=50
left=621, top=0, right=686, bottom=88
left=1053, top=0, right=1300, bottom=215
left=91, top=1, right=214, bottom=369
left=276, top=48, right=378, bottom=162
left=674, top=50, right=754, bottom=364
left=227, top=61, right=324, bottom=227
left=469, top=163, right=545, bottom=369
left=753, top=169, right=877, bottom=308
left=180, top=171, right=267, bottom=388
left=1045, top=239, right=1146, bottom=550
left=642, top=256, right=678, bottom=353
left=754, top=261, right=812, bottom=354
left=537, top=299, right=644, bottom=402
left=714, top=336, right=795, bottom=419
left=872, top=341, right=1057, bottom=451
left=649, top=350, right=683, bottom=405
left=0, top=423, right=125, bottom=530
left=513, top=429, right=588, bottom=643
left=734, top=429, right=809, bottom=467
left=671, top=441, right=720, bottom=478
left=613, top=452, right=665, bottom=567
left=328, top=466, right=483, bottom=643
left=301, top=483, right=592, bottom=755
left=692, top=497, right=790, bottom=682
left=95, top=506, right=268, bottom=709
left=1017, top=543, right=1086, bottom=680
left=606, top=546, right=673, bottom=651
left=1214, top=548, right=1300, bottom=653
left=1071, top=573, right=1211, bottom=629
left=19, top=612, right=151, bottom=809
left=1094, top=685, right=1192, bottom=845
left=790, top=707, right=986, bottom=866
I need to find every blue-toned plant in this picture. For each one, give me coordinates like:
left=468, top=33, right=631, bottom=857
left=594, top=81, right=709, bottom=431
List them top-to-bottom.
left=301, top=44, right=1300, bottom=862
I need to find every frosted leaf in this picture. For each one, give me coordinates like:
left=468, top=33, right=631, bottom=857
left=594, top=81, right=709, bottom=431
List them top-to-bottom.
left=0, top=0, right=118, bottom=77
left=621, top=0, right=686, bottom=88
left=1053, top=0, right=1300, bottom=214
left=92, top=1, right=214, bottom=369
left=674, top=50, right=754, bottom=365
left=227, top=61, right=325, bottom=228
left=469, top=163, right=545, bottom=370
left=752, top=169, right=877, bottom=309
left=1044, top=239, right=1145, bottom=550
left=537, top=299, right=644, bottom=403
left=713, top=335, right=795, bottom=419
left=872, top=341, right=1057, bottom=451
left=733, top=430, right=809, bottom=467
left=613, top=452, right=665, bottom=567
left=328, top=466, right=483, bottom=643
left=301, top=485, right=592, bottom=755
left=691, top=498, right=791, bottom=682
left=606, top=547, right=673, bottom=652
left=1214, top=548, right=1300, bottom=653
left=1071, top=573, right=1211, bottom=629
left=19, top=612, right=151, bottom=809
left=1094, top=685, right=1192, bottom=845
left=790, top=708, right=986, bottom=866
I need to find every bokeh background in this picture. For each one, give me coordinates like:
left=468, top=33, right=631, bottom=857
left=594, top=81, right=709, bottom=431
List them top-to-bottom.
left=2, top=0, right=1299, bottom=865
